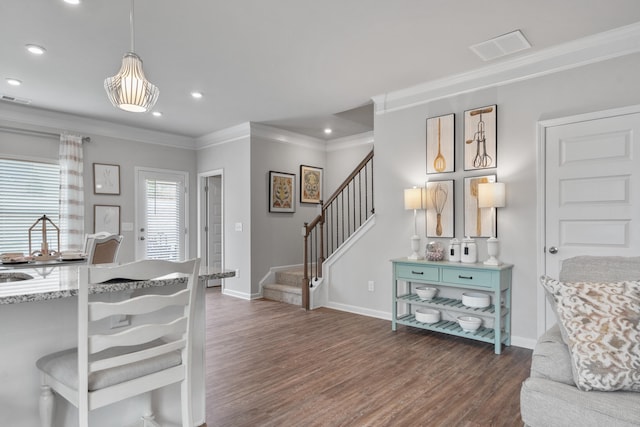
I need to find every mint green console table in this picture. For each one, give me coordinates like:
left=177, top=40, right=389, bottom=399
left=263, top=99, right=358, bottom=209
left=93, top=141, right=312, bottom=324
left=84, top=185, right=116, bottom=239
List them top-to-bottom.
left=391, top=258, right=513, bottom=354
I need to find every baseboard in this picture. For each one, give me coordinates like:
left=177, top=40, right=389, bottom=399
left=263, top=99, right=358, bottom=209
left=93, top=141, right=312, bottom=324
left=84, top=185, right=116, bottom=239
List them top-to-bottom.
left=324, top=301, right=391, bottom=321
left=510, top=335, right=536, bottom=350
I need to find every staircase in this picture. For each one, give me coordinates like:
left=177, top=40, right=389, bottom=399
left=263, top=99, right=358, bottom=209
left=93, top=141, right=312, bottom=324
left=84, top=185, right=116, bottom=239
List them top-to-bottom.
left=262, top=267, right=305, bottom=306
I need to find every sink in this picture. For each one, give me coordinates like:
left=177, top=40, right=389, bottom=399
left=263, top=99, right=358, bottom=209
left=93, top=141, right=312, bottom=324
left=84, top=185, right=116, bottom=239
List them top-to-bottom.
left=0, top=272, right=33, bottom=283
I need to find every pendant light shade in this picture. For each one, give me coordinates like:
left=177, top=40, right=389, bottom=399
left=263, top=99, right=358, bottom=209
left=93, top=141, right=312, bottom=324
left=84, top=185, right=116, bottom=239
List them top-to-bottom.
left=104, top=0, right=158, bottom=112
left=104, top=52, right=159, bottom=112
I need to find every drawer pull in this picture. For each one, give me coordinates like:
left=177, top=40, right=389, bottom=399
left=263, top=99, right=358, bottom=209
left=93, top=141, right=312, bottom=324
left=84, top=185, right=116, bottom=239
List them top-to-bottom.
left=411, top=270, right=424, bottom=275
left=458, top=275, right=473, bottom=280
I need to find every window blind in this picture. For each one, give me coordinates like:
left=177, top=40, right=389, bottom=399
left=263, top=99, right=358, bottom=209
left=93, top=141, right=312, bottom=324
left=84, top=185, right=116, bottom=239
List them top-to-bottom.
left=0, top=158, right=60, bottom=254
left=145, top=178, right=183, bottom=261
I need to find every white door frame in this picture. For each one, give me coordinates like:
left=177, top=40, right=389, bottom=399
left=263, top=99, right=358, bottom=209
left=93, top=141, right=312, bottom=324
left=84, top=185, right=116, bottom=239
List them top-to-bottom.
left=535, top=103, right=640, bottom=337
left=197, top=169, right=224, bottom=288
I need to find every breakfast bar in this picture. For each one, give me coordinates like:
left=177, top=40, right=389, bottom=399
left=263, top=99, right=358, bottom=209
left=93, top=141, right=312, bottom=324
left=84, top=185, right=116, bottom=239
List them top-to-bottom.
left=0, top=263, right=234, bottom=427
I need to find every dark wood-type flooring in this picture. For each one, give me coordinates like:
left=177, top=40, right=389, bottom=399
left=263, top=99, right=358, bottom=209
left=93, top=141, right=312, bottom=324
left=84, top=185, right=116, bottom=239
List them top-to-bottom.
left=205, top=287, right=532, bottom=427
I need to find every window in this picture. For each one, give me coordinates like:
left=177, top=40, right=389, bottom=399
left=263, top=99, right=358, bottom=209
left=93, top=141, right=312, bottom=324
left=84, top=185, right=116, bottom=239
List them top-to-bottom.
left=0, top=158, right=60, bottom=254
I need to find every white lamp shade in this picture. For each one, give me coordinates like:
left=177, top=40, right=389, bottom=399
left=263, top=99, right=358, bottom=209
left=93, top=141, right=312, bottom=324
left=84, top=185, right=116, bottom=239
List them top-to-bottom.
left=478, top=182, right=506, bottom=208
left=404, top=187, right=424, bottom=210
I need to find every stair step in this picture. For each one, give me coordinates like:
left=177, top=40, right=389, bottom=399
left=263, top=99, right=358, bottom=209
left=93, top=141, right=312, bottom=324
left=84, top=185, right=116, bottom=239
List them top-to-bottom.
left=275, top=269, right=306, bottom=288
left=263, top=283, right=302, bottom=306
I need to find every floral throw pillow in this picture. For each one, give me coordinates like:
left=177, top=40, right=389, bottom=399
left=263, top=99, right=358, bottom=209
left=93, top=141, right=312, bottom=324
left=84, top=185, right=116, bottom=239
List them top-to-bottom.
left=540, top=276, right=640, bottom=392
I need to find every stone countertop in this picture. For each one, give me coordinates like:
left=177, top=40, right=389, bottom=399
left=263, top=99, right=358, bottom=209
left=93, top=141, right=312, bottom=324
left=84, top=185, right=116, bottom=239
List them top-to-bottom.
left=0, top=264, right=235, bottom=305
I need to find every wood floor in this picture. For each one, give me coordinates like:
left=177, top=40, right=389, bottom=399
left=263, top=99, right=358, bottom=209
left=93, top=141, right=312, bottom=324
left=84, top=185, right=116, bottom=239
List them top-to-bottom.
left=205, top=287, right=532, bottom=427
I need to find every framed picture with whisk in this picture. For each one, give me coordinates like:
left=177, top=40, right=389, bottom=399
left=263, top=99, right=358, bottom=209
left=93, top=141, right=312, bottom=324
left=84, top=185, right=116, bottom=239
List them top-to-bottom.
left=464, top=105, right=497, bottom=171
left=426, top=113, right=455, bottom=174
left=464, top=174, right=496, bottom=238
left=425, top=180, right=455, bottom=238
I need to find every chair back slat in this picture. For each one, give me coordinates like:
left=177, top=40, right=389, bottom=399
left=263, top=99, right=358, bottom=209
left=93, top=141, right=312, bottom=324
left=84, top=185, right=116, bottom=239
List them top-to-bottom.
left=89, top=289, right=190, bottom=321
left=89, top=316, right=188, bottom=354
left=89, top=339, right=187, bottom=372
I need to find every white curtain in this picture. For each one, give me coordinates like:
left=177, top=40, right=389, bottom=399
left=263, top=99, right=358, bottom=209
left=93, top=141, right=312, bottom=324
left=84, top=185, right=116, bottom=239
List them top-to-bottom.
left=59, top=134, right=84, bottom=251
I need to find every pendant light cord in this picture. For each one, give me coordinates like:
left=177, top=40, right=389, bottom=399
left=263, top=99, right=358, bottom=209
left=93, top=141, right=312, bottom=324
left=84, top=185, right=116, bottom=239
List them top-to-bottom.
left=129, top=0, right=135, bottom=53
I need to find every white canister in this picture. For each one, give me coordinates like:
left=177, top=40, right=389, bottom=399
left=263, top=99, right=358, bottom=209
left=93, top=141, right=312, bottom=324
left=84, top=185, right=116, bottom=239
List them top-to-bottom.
left=461, top=237, right=477, bottom=263
left=448, top=238, right=461, bottom=262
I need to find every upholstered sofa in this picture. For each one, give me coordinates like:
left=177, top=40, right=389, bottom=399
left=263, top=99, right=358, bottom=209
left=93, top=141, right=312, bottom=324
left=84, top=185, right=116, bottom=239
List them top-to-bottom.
left=520, top=256, right=640, bottom=427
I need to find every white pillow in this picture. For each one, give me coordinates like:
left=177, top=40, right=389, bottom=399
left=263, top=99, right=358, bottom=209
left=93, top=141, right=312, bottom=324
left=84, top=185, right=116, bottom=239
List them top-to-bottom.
left=540, top=276, right=640, bottom=392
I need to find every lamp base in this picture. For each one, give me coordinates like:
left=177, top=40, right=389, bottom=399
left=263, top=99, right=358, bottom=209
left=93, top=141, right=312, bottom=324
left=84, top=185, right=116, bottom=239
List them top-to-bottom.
left=408, top=235, right=423, bottom=260
left=483, top=237, right=502, bottom=265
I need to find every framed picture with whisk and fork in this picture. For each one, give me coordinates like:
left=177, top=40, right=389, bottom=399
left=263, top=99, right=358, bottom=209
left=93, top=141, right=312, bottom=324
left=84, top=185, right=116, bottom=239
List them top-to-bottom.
left=464, top=105, right=497, bottom=171
left=426, top=113, right=455, bottom=174
left=464, top=174, right=496, bottom=238
left=425, top=180, right=455, bottom=238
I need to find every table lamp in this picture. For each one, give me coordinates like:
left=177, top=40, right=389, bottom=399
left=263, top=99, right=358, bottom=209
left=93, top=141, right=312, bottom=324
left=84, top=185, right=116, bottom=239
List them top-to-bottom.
left=477, top=182, right=506, bottom=265
left=404, top=187, right=425, bottom=259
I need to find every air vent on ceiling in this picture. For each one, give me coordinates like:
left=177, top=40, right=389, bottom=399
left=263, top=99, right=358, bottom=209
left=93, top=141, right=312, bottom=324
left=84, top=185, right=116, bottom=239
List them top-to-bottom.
left=470, top=30, right=531, bottom=62
left=0, top=94, right=32, bottom=105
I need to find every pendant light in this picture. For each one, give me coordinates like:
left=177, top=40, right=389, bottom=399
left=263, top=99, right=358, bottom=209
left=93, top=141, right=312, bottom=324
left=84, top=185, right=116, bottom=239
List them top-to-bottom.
left=104, top=0, right=159, bottom=112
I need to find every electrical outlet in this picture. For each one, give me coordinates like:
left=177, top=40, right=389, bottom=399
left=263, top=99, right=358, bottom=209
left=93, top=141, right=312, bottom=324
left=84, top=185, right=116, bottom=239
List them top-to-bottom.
left=234, top=269, right=240, bottom=278
left=368, top=280, right=374, bottom=292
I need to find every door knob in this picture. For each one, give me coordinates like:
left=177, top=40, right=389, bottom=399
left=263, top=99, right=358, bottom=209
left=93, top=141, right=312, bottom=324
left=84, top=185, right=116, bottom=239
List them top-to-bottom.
left=548, top=246, right=558, bottom=254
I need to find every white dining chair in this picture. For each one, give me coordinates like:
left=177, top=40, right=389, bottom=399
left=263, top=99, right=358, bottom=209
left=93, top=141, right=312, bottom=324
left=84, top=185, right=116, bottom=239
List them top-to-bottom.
left=85, top=233, right=123, bottom=264
left=36, top=258, right=201, bottom=427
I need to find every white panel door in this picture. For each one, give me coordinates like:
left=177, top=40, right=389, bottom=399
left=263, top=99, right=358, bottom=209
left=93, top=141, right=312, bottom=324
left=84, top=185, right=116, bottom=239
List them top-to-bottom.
left=543, top=110, right=640, bottom=329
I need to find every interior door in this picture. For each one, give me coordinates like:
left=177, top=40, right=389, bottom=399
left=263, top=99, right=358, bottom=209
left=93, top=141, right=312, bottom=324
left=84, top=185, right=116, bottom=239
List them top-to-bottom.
left=543, top=109, right=640, bottom=329
left=136, top=168, right=188, bottom=260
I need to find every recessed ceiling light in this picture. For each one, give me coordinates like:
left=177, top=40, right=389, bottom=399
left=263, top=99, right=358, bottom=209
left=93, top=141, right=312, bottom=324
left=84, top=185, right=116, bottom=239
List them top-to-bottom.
left=63, top=0, right=81, bottom=5
left=26, top=44, right=46, bottom=55
left=6, top=78, right=22, bottom=86
left=191, top=91, right=203, bottom=99
left=152, top=111, right=162, bottom=117
left=324, top=128, right=332, bottom=135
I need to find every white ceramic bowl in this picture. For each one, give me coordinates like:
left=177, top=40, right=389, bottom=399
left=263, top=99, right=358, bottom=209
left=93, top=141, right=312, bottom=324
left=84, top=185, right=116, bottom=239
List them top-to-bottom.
left=415, top=286, right=438, bottom=300
left=461, top=292, right=490, bottom=308
left=415, top=308, right=440, bottom=324
left=457, top=316, right=482, bottom=332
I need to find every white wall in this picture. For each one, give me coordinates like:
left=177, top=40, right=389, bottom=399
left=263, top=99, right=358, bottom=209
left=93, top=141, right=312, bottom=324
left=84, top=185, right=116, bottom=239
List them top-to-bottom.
left=325, top=52, right=640, bottom=346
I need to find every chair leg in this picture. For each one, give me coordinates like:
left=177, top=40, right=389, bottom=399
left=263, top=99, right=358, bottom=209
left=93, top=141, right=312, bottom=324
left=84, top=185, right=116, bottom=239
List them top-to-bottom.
left=181, top=378, right=193, bottom=427
left=39, top=385, right=54, bottom=427
left=141, top=392, right=160, bottom=427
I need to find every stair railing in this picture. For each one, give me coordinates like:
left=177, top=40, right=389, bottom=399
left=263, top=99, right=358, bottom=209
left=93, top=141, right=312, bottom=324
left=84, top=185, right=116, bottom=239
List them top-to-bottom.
left=302, top=149, right=374, bottom=309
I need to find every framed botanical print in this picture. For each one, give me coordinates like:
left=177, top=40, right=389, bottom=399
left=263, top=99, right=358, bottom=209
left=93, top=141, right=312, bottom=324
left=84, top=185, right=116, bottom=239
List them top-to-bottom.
left=464, top=105, right=497, bottom=171
left=426, top=113, right=455, bottom=174
left=93, top=163, right=120, bottom=195
left=300, top=165, right=323, bottom=204
left=269, top=171, right=295, bottom=213
left=464, top=174, right=496, bottom=238
left=425, top=180, right=454, bottom=238
left=94, top=204, right=120, bottom=234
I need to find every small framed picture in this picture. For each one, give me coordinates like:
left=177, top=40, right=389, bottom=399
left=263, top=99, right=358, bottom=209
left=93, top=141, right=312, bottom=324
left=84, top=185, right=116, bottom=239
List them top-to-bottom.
left=464, top=105, right=497, bottom=170
left=426, top=113, right=455, bottom=174
left=93, top=163, right=121, bottom=195
left=300, top=165, right=323, bottom=204
left=269, top=171, right=295, bottom=213
left=464, top=174, right=496, bottom=237
left=425, top=180, right=454, bottom=238
left=94, top=205, right=120, bottom=234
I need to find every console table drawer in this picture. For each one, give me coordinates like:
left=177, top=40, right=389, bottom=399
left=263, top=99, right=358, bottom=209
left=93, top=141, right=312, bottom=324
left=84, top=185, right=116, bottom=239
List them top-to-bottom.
left=396, top=264, right=439, bottom=282
left=442, top=268, right=492, bottom=287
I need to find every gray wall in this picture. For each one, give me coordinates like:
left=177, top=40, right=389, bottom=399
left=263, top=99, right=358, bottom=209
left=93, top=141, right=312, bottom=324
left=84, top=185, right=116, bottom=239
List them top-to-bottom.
left=326, top=52, right=640, bottom=344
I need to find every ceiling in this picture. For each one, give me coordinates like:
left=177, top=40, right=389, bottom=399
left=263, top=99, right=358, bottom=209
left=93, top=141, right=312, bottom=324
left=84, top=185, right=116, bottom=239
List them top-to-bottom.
left=2, top=1, right=640, bottom=141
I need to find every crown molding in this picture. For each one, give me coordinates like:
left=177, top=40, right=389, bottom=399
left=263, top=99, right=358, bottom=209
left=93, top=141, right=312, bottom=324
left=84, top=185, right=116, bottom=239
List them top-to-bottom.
left=372, top=22, right=640, bottom=114
left=0, top=102, right=196, bottom=149
left=195, top=122, right=251, bottom=150
left=250, top=122, right=326, bottom=151
left=325, top=131, right=374, bottom=152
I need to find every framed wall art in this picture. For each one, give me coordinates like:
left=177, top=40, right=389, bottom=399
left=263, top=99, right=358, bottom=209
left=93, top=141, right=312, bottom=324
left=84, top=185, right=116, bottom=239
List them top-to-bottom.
left=464, top=105, right=497, bottom=171
left=426, top=113, right=455, bottom=174
left=93, top=163, right=121, bottom=195
left=300, top=165, right=323, bottom=204
left=269, top=171, right=295, bottom=213
left=464, top=174, right=496, bottom=238
left=425, top=180, right=454, bottom=238
left=94, top=204, right=120, bottom=234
